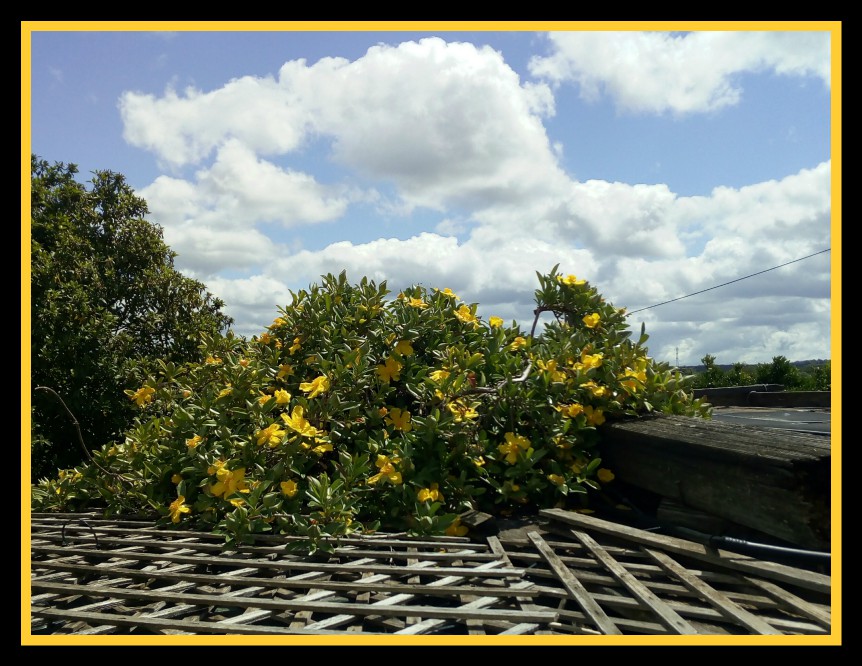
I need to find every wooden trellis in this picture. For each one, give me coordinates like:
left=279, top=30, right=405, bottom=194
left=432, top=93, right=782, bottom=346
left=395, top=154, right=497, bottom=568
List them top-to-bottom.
left=28, top=508, right=831, bottom=638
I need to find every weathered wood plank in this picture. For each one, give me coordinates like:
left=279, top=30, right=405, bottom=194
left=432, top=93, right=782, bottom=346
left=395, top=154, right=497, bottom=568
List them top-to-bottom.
left=597, top=413, right=830, bottom=549
left=541, top=509, right=831, bottom=595
left=562, top=529, right=699, bottom=634
left=527, top=531, right=622, bottom=635
left=31, top=544, right=523, bottom=578
left=643, top=547, right=782, bottom=635
left=742, top=576, right=832, bottom=629
left=30, top=580, right=558, bottom=623
left=31, top=607, right=388, bottom=635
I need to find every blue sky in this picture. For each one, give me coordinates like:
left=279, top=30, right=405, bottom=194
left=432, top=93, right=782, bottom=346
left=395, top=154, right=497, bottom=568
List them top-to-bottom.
left=25, top=23, right=838, bottom=366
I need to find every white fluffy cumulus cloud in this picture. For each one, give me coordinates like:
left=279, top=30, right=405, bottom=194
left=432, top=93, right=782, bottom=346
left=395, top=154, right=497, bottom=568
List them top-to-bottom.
left=529, top=31, right=831, bottom=115
left=116, top=32, right=831, bottom=364
left=284, top=37, right=567, bottom=210
left=119, top=74, right=311, bottom=168
left=138, top=140, right=350, bottom=276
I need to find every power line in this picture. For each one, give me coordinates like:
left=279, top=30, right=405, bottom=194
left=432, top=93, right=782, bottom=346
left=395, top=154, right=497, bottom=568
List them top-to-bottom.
left=626, top=248, right=831, bottom=316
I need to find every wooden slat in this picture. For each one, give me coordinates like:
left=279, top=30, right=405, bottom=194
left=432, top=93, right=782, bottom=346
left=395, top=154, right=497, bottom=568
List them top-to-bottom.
left=541, top=508, right=831, bottom=594
left=562, top=529, right=698, bottom=634
left=527, top=531, right=622, bottom=635
left=31, top=544, right=523, bottom=579
left=643, top=547, right=782, bottom=635
left=742, top=576, right=832, bottom=629
left=30, top=580, right=558, bottom=623
left=394, top=580, right=538, bottom=635
left=31, top=607, right=387, bottom=635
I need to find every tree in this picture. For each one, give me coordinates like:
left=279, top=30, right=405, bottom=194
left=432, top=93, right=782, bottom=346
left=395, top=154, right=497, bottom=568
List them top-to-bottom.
left=29, top=155, right=234, bottom=482
left=692, top=354, right=726, bottom=388
left=754, top=355, right=799, bottom=388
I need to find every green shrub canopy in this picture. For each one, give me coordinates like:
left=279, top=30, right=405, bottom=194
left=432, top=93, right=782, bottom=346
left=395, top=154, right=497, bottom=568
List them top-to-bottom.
left=32, top=267, right=710, bottom=552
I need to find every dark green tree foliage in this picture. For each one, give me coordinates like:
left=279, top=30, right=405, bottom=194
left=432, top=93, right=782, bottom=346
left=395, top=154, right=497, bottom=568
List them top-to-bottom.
left=30, top=156, right=234, bottom=481
left=754, top=355, right=800, bottom=387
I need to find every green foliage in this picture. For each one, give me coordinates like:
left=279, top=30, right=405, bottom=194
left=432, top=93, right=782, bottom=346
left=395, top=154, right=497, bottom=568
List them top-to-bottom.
left=30, top=156, right=234, bottom=481
left=31, top=266, right=710, bottom=552
left=690, top=354, right=727, bottom=389
left=688, top=355, right=830, bottom=391
left=754, top=355, right=799, bottom=387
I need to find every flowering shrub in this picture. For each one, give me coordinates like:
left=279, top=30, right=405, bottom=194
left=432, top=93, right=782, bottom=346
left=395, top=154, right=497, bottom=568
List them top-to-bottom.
left=31, top=267, right=710, bottom=552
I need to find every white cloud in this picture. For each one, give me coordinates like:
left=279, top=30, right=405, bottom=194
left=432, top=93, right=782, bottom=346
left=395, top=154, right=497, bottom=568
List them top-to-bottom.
left=529, top=31, right=831, bottom=115
left=119, top=34, right=830, bottom=365
left=123, top=37, right=567, bottom=215
left=281, top=37, right=566, bottom=211
left=119, top=75, right=312, bottom=168
left=139, top=141, right=351, bottom=278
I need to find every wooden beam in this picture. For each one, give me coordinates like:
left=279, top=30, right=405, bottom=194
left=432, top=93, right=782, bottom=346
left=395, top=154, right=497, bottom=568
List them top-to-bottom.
left=596, top=413, right=830, bottom=550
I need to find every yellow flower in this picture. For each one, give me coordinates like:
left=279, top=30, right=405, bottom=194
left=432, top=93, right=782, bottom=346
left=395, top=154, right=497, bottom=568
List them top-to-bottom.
left=557, top=274, right=586, bottom=286
left=434, top=287, right=459, bottom=299
left=407, top=297, right=428, bottom=309
left=454, top=304, right=478, bottom=326
left=583, top=313, right=601, bottom=329
left=489, top=316, right=503, bottom=328
left=269, top=317, right=287, bottom=329
left=258, top=332, right=273, bottom=345
left=508, top=336, right=527, bottom=351
left=289, top=337, right=302, bottom=355
left=394, top=340, right=414, bottom=356
left=580, top=351, right=603, bottom=370
left=205, top=356, right=222, bottom=365
left=375, top=357, right=402, bottom=383
left=239, top=358, right=250, bottom=368
left=537, top=359, right=566, bottom=383
left=277, top=364, right=294, bottom=379
left=620, top=366, right=647, bottom=392
left=429, top=369, right=450, bottom=383
left=300, top=374, right=330, bottom=398
left=582, top=380, right=609, bottom=398
left=217, top=385, right=233, bottom=399
left=130, top=386, right=155, bottom=407
left=182, top=389, right=192, bottom=399
left=274, top=389, right=292, bottom=405
left=258, top=392, right=273, bottom=405
left=447, top=400, right=478, bottom=422
left=556, top=402, right=584, bottom=419
left=281, top=405, right=323, bottom=437
left=584, top=405, right=606, bottom=426
left=378, top=406, right=389, bottom=417
left=385, top=407, right=412, bottom=432
left=256, top=422, right=286, bottom=448
left=498, top=432, right=531, bottom=464
left=185, top=435, right=202, bottom=449
left=311, top=442, right=333, bottom=456
left=368, top=454, right=402, bottom=485
left=473, top=456, right=486, bottom=467
left=210, top=467, right=248, bottom=498
left=597, top=468, right=615, bottom=484
left=171, top=473, right=182, bottom=484
left=548, top=474, right=565, bottom=486
left=280, top=479, right=299, bottom=498
left=417, top=482, right=444, bottom=503
left=168, top=496, right=190, bottom=523
left=445, top=516, right=469, bottom=537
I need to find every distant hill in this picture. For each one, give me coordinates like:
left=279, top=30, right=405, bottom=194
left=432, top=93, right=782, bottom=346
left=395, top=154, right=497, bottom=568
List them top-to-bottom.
left=680, top=359, right=829, bottom=374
